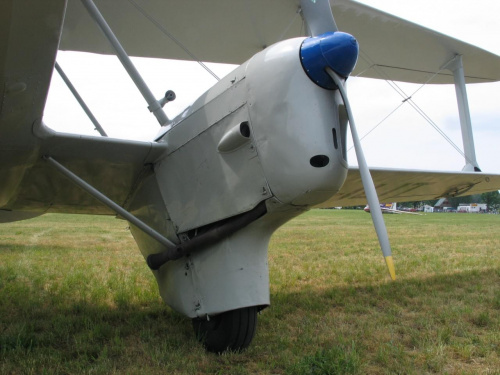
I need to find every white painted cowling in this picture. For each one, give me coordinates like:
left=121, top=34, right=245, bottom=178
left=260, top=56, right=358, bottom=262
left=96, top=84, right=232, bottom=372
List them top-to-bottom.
left=136, top=37, right=348, bottom=318
left=246, top=37, right=348, bottom=207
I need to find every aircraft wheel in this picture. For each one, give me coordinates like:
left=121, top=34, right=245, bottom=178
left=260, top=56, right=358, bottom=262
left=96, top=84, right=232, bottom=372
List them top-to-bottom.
left=192, top=306, right=257, bottom=353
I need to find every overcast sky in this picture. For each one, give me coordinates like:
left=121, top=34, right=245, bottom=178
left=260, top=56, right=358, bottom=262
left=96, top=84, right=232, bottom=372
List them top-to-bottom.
left=44, top=0, right=500, bottom=174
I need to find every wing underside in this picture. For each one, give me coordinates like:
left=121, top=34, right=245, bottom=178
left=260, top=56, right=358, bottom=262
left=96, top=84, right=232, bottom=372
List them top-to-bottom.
left=58, top=0, right=500, bottom=84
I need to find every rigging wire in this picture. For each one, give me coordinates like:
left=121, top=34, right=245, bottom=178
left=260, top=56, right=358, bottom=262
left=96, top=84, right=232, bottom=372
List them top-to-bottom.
left=125, top=0, right=220, bottom=82
left=127, top=0, right=473, bottom=165
left=128, top=0, right=301, bottom=83
left=276, top=7, right=302, bottom=42
left=350, top=52, right=474, bottom=164
left=354, top=102, right=406, bottom=144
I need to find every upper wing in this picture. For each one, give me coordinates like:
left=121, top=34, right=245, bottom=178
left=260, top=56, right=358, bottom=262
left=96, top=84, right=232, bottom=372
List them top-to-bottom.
left=58, top=0, right=500, bottom=84
left=317, top=167, right=500, bottom=208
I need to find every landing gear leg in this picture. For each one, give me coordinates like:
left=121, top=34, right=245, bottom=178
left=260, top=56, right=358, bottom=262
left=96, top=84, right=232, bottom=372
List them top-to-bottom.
left=192, top=306, right=258, bottom=353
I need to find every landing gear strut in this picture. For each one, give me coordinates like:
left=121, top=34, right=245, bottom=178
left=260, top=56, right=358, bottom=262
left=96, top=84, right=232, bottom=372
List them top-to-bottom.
left=192, top=306, right=258, bottom=353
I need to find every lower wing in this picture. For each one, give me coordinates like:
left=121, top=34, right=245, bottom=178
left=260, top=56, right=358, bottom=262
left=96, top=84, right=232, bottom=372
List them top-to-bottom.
left=0, top=124, right=166, bottom=217
left=318, top=167, right=500, bottom=208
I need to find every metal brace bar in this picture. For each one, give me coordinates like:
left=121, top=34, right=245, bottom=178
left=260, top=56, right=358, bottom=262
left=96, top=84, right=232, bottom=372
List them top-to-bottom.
left=80, top=0, right=170, bottom=126
left=444, top=55, right=480, bottom=171
left=55, top=62, right=108, bottom=137
left=44, top=156, right=177, bottom=250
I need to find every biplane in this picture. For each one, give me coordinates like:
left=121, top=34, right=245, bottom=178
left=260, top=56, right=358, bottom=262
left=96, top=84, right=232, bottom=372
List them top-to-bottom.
left=2, top=0, right=500, bottom=352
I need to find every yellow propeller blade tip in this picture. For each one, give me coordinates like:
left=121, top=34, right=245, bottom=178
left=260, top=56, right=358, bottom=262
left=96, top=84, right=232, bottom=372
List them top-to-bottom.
left=385, top=255, right=396, bottom=281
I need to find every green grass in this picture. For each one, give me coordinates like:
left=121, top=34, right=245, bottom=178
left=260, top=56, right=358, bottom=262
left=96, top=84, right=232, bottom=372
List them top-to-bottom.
left=1, top=211, right=499, bottom=374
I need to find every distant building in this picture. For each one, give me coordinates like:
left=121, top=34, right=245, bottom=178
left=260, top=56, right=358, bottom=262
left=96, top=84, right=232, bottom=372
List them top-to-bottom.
left=434, top=198, right=453, bottom=212
left=457, top=203, right=487, bottom=213
left=423, top=205, right=434, bottom=213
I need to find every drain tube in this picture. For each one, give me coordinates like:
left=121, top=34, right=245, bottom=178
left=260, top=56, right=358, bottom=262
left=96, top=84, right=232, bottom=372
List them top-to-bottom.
left=147, top=201, right=267, bottom=270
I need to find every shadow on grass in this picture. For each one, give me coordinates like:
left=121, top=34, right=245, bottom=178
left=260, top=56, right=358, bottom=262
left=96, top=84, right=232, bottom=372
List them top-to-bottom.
left=1, top=267, right=499, bottom=374
left=270, top=267, right=499, bottom=312
left=264, top=268, right=500, bottom=374
left=0, top=293, right=197, bottom=373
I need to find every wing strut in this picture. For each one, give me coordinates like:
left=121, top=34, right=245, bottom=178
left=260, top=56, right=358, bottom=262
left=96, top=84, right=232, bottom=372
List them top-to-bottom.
left=80, top=0, right=171, bottom=126
left=443, top=55, right=480, bottom=172
left=55, top=62, right=108, bottom=137
left=44, top=156, right=177, bottom=250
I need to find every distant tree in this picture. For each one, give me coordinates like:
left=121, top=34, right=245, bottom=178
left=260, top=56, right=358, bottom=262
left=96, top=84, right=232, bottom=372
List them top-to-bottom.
left=481, top=191, right=500, bottom=212
left=470, top=194, right=482, bottom=203
left=448, top=195, right=477, bottom=208
left=399, top=201, right=420, bottom=209
left=398, top=202, right=412, bottom=208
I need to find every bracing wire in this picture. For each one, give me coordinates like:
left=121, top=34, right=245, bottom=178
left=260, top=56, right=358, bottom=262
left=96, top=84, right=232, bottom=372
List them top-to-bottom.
left=125, top=0, right=220, bottom=82
left=128, top=0, right=302, bottom=83
left=276, top=7, right=302, bottom=42
left=350, top=52, right=474, bottom=165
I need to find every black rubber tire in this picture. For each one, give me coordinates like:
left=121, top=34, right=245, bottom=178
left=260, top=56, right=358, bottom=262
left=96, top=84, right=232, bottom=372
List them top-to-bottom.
left=192, top=306, right=258, bottom=353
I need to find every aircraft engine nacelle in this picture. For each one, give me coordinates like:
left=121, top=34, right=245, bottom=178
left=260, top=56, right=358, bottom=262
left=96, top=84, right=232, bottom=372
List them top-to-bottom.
left=135, top=36, right=352, bottom=319
left=154, top=37, right=349, bottom=236
left=246, top=37, right=348, bottom=207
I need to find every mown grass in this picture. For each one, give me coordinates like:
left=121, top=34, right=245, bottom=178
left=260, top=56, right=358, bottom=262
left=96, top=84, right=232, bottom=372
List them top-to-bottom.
left=0, top=211, right=499, bottom=374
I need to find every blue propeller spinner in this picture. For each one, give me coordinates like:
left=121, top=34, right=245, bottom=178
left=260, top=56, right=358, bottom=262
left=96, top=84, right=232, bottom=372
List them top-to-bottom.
left=300, top=31, right=359, bottom=89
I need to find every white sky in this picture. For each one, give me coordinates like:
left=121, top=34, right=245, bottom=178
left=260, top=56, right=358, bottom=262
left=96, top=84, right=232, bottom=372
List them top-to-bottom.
left=44, top=0, right=500, bottom=173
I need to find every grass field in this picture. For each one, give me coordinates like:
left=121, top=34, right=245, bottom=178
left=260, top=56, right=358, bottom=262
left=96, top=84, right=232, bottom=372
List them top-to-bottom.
left=0, top=210, right=499, bottom=374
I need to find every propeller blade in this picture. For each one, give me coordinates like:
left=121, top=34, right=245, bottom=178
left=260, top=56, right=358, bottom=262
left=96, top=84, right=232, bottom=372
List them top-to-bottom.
left=300, top=0, right=338, bottom=36
left=326, top=67, right=396, bottom=281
